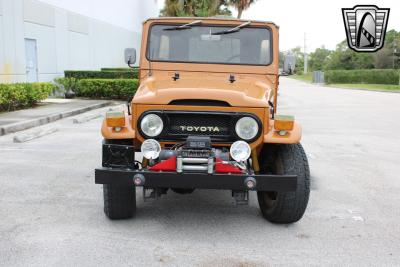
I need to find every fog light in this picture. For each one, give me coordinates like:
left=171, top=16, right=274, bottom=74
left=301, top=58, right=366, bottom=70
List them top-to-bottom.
left=141, top=139, right=161, bottom=159
left=230, top=141, right=251, bottom=162
left=133, top=174, right=145, bottom=186
left=244, top=177, right=257, bottom=189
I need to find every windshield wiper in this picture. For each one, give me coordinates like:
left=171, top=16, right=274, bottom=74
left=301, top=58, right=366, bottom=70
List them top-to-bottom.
left=163, top=20, right=202, bottom=31
left=211, top=21, right=251, bottom=35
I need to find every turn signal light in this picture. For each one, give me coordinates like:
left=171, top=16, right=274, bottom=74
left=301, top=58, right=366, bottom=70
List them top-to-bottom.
left=106, top=111, right=126, bottom=127
left=274, top=115, right=294, bottom=131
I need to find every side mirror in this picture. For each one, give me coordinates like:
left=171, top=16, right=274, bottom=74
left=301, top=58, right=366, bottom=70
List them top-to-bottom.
left=124, top=48, right=136, bottom=66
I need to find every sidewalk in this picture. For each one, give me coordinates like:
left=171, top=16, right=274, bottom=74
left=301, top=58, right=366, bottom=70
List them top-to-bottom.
left=0, top=99, right=113, bottom=136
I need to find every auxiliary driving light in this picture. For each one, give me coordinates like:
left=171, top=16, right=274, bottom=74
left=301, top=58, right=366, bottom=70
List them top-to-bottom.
left=141, top=139, right=161, bottom=159
left=230, top=141, right=251, bottom=162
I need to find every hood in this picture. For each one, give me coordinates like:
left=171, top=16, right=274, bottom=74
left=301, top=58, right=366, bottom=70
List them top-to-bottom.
left=132, top=72, right=274, bottom=107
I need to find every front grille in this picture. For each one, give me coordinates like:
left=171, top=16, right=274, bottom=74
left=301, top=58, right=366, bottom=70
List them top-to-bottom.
left=138, top=110, right=262, bottom=142
left=168, top=113, right=231, bottom=138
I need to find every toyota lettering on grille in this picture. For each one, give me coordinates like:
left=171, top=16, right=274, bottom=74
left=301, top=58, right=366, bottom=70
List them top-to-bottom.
left=179, top=126, right=220, bottom=132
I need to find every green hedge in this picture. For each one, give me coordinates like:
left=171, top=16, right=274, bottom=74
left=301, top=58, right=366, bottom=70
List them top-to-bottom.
left=101, top=67, right=138, bottom=72
left=325, top=69, right=400, bottom=85
left=65, top=70, right=138, bottom=80
left=75, top=79, right=138, bottom=99
left=0, top=83, right=54, bottom=112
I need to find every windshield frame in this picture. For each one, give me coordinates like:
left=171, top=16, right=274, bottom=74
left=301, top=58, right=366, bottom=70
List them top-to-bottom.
left=145, top=23, right=274, bottom=67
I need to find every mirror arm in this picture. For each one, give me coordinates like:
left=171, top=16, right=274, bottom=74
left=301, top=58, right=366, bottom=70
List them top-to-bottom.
left=127, top=60, right=135, bottom=69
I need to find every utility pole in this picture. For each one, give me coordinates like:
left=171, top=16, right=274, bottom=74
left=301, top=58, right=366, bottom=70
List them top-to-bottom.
left=304, top=32, right=308, bottom=74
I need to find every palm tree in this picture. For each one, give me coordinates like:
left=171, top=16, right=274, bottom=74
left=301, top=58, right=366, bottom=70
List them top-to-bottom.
left=160, top=0, right=231, bottom=17
left=161, top=0, right=186, bottom=17
left=229, top=0, right=256, bottom=19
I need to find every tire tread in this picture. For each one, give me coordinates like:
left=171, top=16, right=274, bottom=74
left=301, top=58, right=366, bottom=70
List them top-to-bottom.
left=258, top=143, right=310, bottom=223
left=103, top=184, right=136, bottom=220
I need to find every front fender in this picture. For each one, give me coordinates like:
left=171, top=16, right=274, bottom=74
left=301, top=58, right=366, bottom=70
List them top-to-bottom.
left=101, top=115, right=136, bottom=139
left=263, top=121, right=302, bottom=144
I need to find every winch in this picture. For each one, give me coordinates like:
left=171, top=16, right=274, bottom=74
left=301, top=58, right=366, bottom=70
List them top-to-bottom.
left=147, top=136, right=243, bottom=174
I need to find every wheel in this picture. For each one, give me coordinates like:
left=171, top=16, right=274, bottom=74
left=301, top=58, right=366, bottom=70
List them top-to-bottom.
left=102, top=138, right=136, bottom=220
left=257, top=143, right=310, bottom=224
left=103, top=184, right=136, bottom=220
left=171, top=188, right=195, bottom=194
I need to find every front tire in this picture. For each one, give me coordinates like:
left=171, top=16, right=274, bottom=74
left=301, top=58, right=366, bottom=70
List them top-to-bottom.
left=102, top=139, right=136, bottom=220
left=257, top=143, right=310, bottom=224
left=103, top=184, right=136, bottom=220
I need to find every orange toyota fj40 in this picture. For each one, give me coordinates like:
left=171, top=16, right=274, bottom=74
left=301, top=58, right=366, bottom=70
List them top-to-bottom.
left=95, top=18, right=310, bottom=223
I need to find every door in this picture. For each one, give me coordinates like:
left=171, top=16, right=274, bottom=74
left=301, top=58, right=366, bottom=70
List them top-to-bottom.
left=25, top=39, right=38, bottom=82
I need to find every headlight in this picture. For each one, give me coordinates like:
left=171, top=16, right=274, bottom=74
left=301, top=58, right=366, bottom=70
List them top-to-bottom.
left=140, top=114, right=163, bottom=137
left=235, top=117, right=258, bottom=140
left=141, top=139, right=161, bottom=159
left=230, top=141, right=251, bottom=162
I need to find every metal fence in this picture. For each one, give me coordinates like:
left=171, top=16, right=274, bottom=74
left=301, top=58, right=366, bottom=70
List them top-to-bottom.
left=312, top=71, right=324, bottom=84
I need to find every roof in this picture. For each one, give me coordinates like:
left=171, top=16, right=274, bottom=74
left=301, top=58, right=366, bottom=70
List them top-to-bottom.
left=144, top=17, right=279, bottom=28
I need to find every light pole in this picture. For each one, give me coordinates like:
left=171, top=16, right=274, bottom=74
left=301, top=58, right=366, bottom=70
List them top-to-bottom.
left=304, top=33, right=308, bottom=74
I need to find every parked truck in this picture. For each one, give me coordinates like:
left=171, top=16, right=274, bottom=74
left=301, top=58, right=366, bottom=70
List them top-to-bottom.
left=95, top=17, right=310, bottom=224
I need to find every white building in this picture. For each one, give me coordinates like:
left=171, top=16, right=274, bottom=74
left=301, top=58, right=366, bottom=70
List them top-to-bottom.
left=0, top=0, right=159, bottom=83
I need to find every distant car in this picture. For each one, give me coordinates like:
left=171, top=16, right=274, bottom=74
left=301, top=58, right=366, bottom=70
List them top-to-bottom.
left=95, top=17, right=310, bottom=224
left=280, top=71, right=289, bottom=76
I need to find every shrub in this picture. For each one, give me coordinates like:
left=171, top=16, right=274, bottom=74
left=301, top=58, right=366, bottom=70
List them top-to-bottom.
left=101, top=67, right=138, bottom=72
left=295, top=69, right=304, bottom=75
left=325, top=69, right=400, bottom=84
left=65, top=70, right=138, bottom=79
left=54, top=77, right=78, bottom=94
left=75, top=79, right=139, bottom=99
left=0, top=83, right=54, bottom=112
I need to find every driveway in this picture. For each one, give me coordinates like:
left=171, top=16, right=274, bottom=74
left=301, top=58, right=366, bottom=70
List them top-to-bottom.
left=0, top=77, right=399, bottom=266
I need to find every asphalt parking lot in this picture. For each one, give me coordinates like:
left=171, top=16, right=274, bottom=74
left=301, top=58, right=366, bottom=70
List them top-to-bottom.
left=1, top=77, right=399, bottom=266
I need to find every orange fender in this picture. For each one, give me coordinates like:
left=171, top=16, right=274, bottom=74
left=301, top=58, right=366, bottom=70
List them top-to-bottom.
left=101, top=115, right=135, bottom=139
left=264, top=121, right=302, bottom=144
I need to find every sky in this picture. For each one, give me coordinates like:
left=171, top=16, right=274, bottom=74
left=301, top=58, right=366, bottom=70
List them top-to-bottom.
left=157, top=0, right=400, bottom=52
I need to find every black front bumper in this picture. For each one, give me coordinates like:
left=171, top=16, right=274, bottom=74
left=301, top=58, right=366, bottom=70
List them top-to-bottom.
left=95, top=168, right=297, bottom=191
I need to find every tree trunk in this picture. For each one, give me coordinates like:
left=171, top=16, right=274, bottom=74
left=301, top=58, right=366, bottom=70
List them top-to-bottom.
left=237, top=8, right=243, bottom=19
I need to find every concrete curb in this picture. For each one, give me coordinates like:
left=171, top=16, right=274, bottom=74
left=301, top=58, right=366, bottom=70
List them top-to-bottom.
left=326, top=86, right=400, bottom=94
left=0, top=101, right=112, bottom=136
left=73, top=113, right=103, bottom=124
left=13, top=127, right=58, bottom=143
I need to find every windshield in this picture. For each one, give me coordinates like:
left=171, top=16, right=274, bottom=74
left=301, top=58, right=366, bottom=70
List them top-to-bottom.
left=147, top=24, right=272, bottom=66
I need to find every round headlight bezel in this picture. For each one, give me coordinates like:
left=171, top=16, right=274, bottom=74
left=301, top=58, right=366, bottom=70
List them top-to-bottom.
left=139, top=113, right=164, bottom=138
left=235, top=116, right=260, bottom=141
